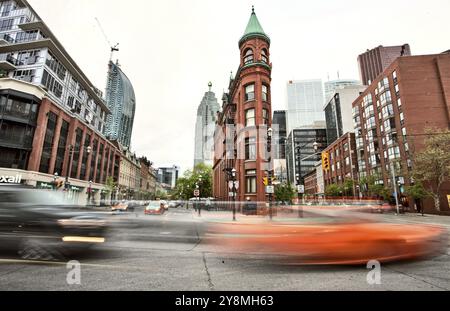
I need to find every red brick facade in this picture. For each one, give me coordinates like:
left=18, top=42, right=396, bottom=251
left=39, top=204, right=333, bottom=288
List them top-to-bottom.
left=213, top=12, right=272, bottom=203
left=352, top=53, right=450, bottom=212
left=28, top=98, right=120, bottom=184
left=322, top=132, right=358, bottom=194
left=304, top=170, right=317, bottom=195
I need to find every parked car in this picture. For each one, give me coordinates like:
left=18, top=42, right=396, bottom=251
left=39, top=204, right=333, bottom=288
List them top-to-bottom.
left=0, top=184, right=109, bottom=260
left=160, top=200, right=169, bottom=210
left=168, top=200, right=182, bottom=208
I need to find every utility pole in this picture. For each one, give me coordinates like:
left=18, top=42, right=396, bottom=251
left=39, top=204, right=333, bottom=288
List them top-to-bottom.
left=267, top=128, right=273, bottom=220
left=390, top=162, right=400, bottom=215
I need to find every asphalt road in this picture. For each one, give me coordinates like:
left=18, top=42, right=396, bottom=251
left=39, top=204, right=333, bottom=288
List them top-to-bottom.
left=0, top=208, right=449, bottom=291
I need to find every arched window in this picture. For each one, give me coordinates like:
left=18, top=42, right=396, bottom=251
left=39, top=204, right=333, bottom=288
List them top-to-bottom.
left=244, top=49, right=254, bottom=65
left=261, top=49, right=268, bottom=63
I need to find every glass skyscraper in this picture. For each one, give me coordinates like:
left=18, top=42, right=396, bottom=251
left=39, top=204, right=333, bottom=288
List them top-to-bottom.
left=105, top=60, right=136, bottom=148
left=286, top=79, right=325, bottom=134
left=194, top=82, right=220, bottom=167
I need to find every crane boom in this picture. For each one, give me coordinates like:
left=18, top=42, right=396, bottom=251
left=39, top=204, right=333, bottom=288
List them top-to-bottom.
left=95, top=17, right=119, bottom=61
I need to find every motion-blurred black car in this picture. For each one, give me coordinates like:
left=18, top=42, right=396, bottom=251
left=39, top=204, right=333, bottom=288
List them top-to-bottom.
left=0, top=185, right=109, bottom=260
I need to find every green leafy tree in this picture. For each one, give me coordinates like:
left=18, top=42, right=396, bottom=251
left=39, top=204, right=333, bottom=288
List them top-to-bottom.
left=411, top=129, right=450, bottom=211
left=172, top=163, right=213, bottom=200
left=105, top=176, right=116, bottom=202
left=342, top=179, right=354, bottom=196
left=405, top=182, right=429, bottom=201
left=275, top=183, right=296, bottom=203
left=325, top=184, right=343, bottom=197
left=369, top=184, right=390, bottom=201
left=155, top=190, right=169, bottom=200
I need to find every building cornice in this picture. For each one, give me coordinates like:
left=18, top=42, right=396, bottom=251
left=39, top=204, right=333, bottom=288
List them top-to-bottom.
left=0, top=77, right=46, bottom=100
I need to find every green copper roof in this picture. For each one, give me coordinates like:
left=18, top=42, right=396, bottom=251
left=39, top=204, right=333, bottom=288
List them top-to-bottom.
left=239, top=6, right=270, bottom=46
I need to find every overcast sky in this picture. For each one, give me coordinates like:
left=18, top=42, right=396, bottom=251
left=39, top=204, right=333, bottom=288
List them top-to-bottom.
left=28, top=0, right=450, bottom=174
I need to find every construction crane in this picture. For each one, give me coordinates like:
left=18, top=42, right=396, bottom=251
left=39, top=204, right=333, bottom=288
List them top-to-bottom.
left=95, top=17, right=119, bottom=61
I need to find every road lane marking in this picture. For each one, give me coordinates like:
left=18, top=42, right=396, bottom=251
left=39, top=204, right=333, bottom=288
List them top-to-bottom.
left=0, top=258, right=121, bottom=269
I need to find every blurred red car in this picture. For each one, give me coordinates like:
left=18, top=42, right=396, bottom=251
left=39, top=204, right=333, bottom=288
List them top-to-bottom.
left=144, top=202, right=165, bottom=215
left=207, top=219, right=447, bottom=265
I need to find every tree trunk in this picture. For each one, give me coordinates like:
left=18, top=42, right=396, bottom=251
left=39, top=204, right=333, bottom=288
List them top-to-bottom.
left=433, top=194, right=441, bottom=211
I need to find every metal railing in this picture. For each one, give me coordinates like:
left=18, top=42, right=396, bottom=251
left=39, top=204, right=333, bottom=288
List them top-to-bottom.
left=0, top=53, right=18, bottom=65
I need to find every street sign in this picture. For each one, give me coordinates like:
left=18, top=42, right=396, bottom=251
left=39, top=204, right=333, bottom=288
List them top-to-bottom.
left=228, top=181, right=234, bottom=190
left=234, top=181, right=239, bottom=190
left=266, top=185, right=275, bottom=194
left=297, top=185, right=305, bottom=194
left=194, top=189, right=200, bottom=197
left=229, top=192, right=235, bottom=198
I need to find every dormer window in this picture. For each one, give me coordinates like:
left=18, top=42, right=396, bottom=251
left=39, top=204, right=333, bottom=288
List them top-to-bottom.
left=244, top=49, right=254, bottom=65
left=261, top=49, right=268, bottom=63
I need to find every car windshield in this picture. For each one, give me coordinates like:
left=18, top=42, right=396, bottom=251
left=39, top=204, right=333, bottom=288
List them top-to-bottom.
left=147, top=203, right=160, bottom=210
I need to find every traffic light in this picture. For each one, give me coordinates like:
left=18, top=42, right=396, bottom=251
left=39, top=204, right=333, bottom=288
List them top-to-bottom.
left=322, top=152, right=330, bottom=171
left=263, top=177, right=276, bottom=186
left=55, top=180, right=64, bottom=189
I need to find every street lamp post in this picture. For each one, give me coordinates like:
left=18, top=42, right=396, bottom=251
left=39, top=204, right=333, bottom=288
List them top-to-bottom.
left=267, top=127, right=273, bottom=220
left=64, top=145, right=74, bottom=191
left=390, top=162, right=400, bottom=215
left=231, top=168, right=236, bottom=221
left=53, top=172, right=58, bottom=191
left=296, top=173, right=303, bottom=218
left=87, top=180, right=92, bottom=206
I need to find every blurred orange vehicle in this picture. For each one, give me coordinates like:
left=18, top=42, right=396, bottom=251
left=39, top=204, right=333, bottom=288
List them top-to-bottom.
left=207, top=218, right=447, bottom=265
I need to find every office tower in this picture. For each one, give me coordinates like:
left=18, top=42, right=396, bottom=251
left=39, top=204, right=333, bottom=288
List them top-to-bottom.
left=194, top=82, right=220, bottom=167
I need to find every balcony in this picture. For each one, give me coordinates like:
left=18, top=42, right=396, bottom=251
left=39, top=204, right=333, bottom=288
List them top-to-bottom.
left=0, top=34, right=15, bottom=46
left=0, top=54, right=17, bottom=70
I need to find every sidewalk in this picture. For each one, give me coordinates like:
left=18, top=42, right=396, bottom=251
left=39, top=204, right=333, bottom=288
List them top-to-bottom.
left=192, top=209, right=450, bottom=229
left=380, top=212, right=450, bottom=228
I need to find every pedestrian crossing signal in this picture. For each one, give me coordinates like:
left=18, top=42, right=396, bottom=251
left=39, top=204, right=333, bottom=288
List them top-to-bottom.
left=322, top=152, right=330, bottom=171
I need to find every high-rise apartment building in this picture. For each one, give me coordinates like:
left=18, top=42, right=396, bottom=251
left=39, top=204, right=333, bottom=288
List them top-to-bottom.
left=357, top=44, right=411, bottom=85
left=352, top=53, right=450, bottom=213
left=105, top=60, right=136, bottom=148
left=286, top=79, right=325, bottom=134
left=194, top=82, right=220, bottom=167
